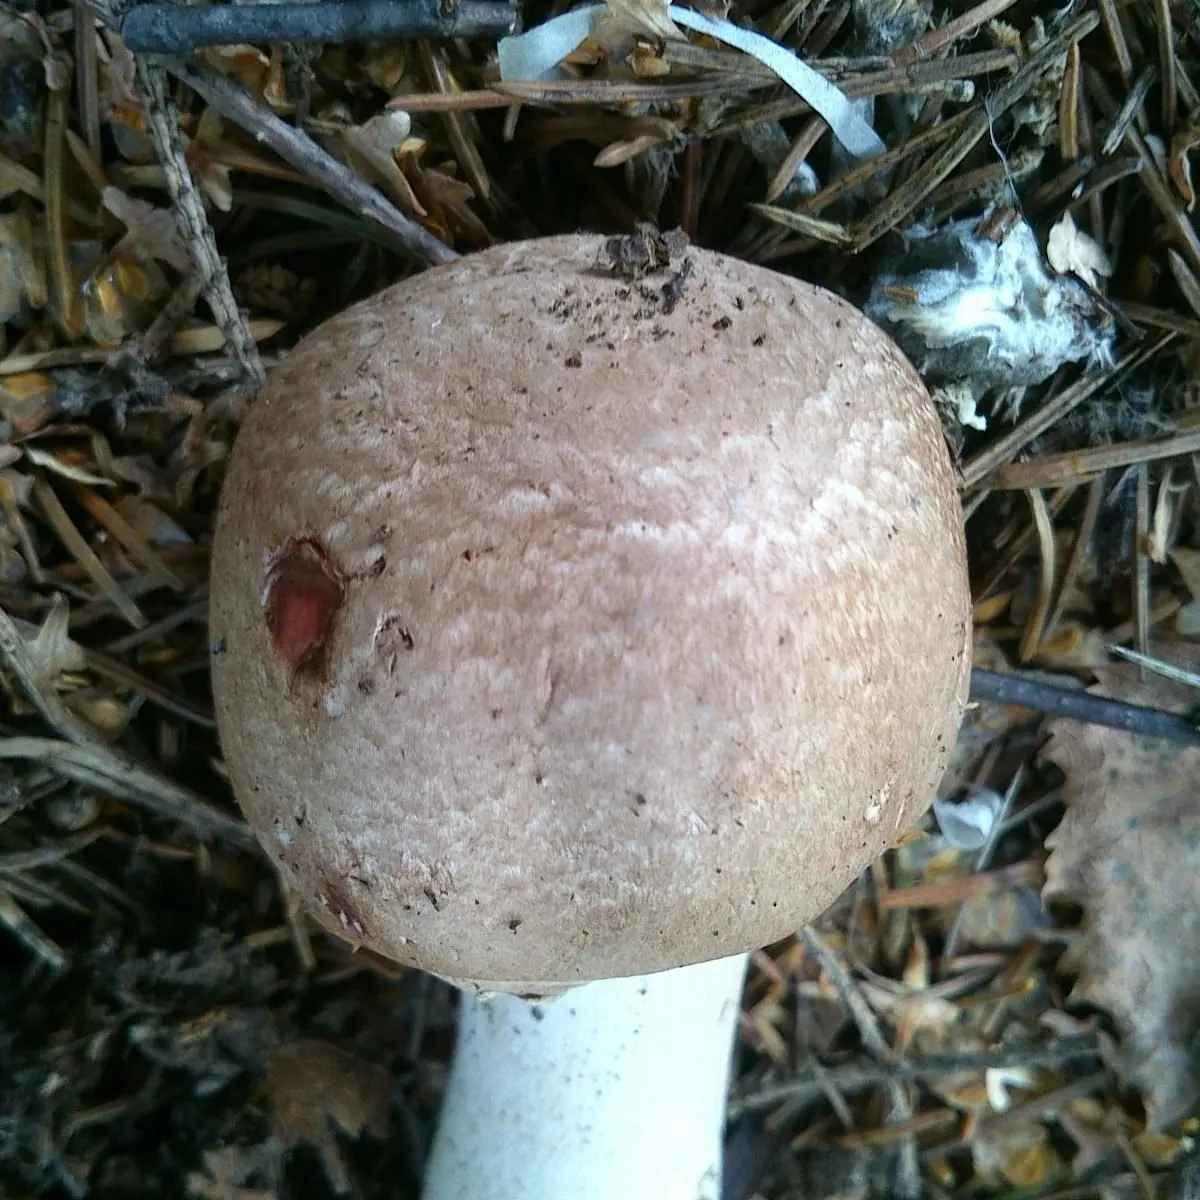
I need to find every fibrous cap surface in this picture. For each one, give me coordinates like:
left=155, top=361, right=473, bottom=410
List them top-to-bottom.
left=210, top=234, right=971, bottom=993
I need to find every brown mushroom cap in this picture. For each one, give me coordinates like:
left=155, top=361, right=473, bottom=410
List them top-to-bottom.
left=210, top=234, right=970, bottom=994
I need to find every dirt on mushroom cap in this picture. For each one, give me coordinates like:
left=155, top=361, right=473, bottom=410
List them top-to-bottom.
left=209, top=233, right=971, bottom=993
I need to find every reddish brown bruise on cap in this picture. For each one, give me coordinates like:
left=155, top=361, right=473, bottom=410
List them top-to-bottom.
left=263, top=538, right=345, bottom=674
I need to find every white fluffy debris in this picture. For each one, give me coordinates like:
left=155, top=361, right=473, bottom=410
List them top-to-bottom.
left=498, top=2, right=884, bottom=158
left=864, top=212, right=1117, bottom=424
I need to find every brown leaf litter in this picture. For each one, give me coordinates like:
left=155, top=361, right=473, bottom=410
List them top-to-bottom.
left=1043, top=641, right=1200, bottom=1130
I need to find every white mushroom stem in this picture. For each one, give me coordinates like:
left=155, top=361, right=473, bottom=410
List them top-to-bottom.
left=423, top=952, right=750, bottom=1200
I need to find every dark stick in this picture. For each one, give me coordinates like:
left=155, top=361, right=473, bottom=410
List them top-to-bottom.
left=122, top=0, right=519, bottom=54
left=160, top=57, right=457, bottom=267
left=969, top=667, right=1200, bottom=747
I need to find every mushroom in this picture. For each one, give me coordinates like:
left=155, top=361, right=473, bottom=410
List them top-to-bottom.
left=209, top=233, right=971, bottom=1199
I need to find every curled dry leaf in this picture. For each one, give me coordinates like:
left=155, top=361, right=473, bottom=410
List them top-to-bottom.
left=602, top=0, right=683, bottom=42
left=97, top=29, right=156, bottom=163
left=362, top=42, right=407, bottom=90
left=198, top=43, right=272, bottom=99
left=185, top=107, right=236, bottom=213
left=340, top=110, right=426, bottom=218
left=1171, top=126, right=1200, bottom=212
left=401, top=153, right=488, bottom=246
left=101, top=186, right=190, bottom=273
left=0, top=209, right=48, bottom=318
left=1046, top=211, right=1113, bottom=292
left=78, top=248, right=171, bottom=347
left=1, top=372, right=60, bottom=438
left=23, top=446, right=114, bottom=488
left=19, top=595, right=86, bottom=680
left=1033, top=623, right=1112, bottom=671
left=1042, top=641, right=1200, bottom=1127
left=958, top=884, right=1049, bottom=950
left=925, top=1025, right=996, bottom=1114
left=265, top=1040, right=392, bottom=1195
left=959, top=1086, right=1063, bottom=1186
left=1056, top=1096, right=1125, bottom=1175
left=186, top=1143, right=280, bottom=1200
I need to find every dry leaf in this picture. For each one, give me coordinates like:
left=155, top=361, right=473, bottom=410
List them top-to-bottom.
left=602, top=0, right=683, bottom=43
left=17, top=10, right=70, bottom=92
left=97, top=29, right=152, bottom=159
left=97, top=30, right=139, bottom=113
left=362, top=42, right=407, bottom=90
left=629, top=42, right=670, bottom=76
left=198, top=43, right=271, bottom=98
left=185, top=108, right=235, bottom=212
left=340, top=110, right=426, bottom=218
left=1171, top=127, right=1200, bottom=212
left=401, top=154, right=489, bottom=246
left=101, top=186, right=190, bottom=273
left=0, top=208, right=47, bottom=315
left=1046, top=211, right=1112, bottom=291
left=78, top=251, right=171, bottom=347
left=23, top=446, right=114, bottom=488
left=113, top=495, right=194, bottom=547
left=974, top=591, right=1014, bottom=625
left=18, top=595, right=86, bottom=680
left=0, top=597, right=88, bottom=700
left=1033, top=622, right=1111, bottom=670
left=1042, top=642, right=1200, bottom=1127
left=923, top=844, right=972, bottom=883
left=956, top=885, right=1048, bottom=950
left=857, top=975, right=961, bottom=1034
left=265, top=1040, right=392, bottom=1195
left=938, top=1076, right=991, bottom=1113
left=1056, top=1095, right=1130, bottom=1175
left=970, top=1118, right=1057, bottom=1186
left=1134, top=1129, right=1189, bottom=1166
left=1001, top=1139, right=1061, bottom=1187
left=186, top=1143, right=279, bottom=1200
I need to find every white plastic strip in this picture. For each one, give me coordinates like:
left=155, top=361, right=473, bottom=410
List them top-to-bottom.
left=497, top=3, right=884, bottom=159
left=497, top=4, right=605, bottom=83
left=666, top=6, right=883, bottom=158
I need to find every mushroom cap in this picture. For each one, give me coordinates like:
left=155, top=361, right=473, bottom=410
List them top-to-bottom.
left=210, top=234, right=971, bottom=994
